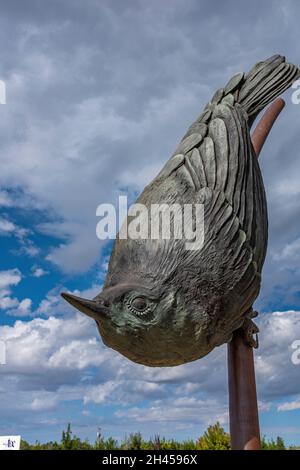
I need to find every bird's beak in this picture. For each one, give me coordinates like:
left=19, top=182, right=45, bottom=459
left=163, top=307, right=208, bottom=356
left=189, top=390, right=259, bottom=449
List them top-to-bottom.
left=61, top=292, right=109, bottom=320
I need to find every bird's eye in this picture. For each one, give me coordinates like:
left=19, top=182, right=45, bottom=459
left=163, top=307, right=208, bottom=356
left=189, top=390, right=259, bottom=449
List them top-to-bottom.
left=126, top=296, right=150, bottom=316
left=131, top=297, right=147, bottom=311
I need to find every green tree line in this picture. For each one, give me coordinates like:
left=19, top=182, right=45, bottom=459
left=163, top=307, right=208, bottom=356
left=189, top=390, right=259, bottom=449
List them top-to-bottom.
left=20, top=422, right=299, bottom=450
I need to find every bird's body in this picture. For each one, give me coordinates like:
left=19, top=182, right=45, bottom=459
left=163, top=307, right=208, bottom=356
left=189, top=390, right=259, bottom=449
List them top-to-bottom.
left=62, top=55, right=299, bottom=366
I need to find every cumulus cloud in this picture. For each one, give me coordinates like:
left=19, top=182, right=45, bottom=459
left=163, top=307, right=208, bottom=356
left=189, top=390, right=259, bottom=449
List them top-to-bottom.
left=0, top=213, right=40, bottom=260
left=0, top=217, right=29, bottom=239
left=0, top=217, right=15, bottom=234
left=274, top=238, right=300, bottom=262
left=19, top=242, right=40, bottom=257
left=31, top=267, right=48, bottom=278
left=0, top=268, right=22, bottom=289
left=0, top=269, right=33, bottom=317
left=0, top=269, right=22, bottom=310
left=0, top=293, right=19, bottom=310
left=8, top=297, right=32, bottom=317
left=0, top=308, right=299, bottom=438
left=255, top=311, right=300, bottom=399
left=0, top=313, right=114, bottom=376
left=30, top=394, right=60, bottom=412
left=115, top=398, right=229, bottom=429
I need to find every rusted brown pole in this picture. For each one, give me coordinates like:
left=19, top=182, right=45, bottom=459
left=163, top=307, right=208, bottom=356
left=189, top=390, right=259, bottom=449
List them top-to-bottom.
left=228, top=98, right=286, bottom=450
left=251, top=98, right=286, bottom=157
left=228, top=331, right=261, bottom=450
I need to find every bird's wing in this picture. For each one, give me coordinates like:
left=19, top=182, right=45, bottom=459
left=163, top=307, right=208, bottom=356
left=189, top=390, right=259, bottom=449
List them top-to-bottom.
left=157, top=55, right=300, bottom=303
left=161, top=94, right=267, bottom=259
left=158, top=96, right=266, bottom=304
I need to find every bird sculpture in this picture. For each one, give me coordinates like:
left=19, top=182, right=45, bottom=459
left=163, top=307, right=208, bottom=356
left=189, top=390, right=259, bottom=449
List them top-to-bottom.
left=62, top=55, right=299, bottom=367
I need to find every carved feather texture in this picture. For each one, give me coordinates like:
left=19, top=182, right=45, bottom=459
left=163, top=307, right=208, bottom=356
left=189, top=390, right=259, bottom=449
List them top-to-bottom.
left=160, top=55, right=299, bottom=294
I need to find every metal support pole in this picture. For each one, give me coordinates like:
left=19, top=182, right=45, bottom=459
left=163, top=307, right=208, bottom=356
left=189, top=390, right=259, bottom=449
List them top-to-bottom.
left=228, top=98, right=285, bottom=450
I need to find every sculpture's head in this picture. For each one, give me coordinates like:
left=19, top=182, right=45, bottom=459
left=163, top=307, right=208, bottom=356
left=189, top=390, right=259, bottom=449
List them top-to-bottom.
left=61, top=281, right=212, bottom=367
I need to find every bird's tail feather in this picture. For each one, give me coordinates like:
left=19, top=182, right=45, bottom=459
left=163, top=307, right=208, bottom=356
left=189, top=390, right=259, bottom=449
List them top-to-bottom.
left=237, top=55, right=300, bottom=124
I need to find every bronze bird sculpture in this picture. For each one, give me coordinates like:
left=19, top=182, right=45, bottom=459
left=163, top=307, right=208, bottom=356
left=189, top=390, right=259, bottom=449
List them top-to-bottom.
left=62, top=55, right=300, bottom=367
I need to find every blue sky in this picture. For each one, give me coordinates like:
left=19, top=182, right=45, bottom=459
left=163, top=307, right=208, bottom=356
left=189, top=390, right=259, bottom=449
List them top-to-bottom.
left=1, top=0, right=300, bottom=446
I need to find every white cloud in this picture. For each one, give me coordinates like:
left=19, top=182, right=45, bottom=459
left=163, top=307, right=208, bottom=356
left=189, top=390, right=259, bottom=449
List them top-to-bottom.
left=0, top=190, right=13, bottom=207
left=0, top=214, right=36, bottom=259
left=0, top=217, right=29, bottom=239
left=0, top=218, right=15, bottom=234
left=274, top=238, right=300, bottom=262
left=21, top=244, right=40, bottom=257
left=31, top=267, right=48, bottom=278
left=0, top=268, right=22, bottom=289
left=0, top=269, right=33, bottom=317
left=0, top=272, right=21, bottom=310
left=1, top=292, right=300, bottom=441
left=0, top=294, right=19, bottom=310
left=35, top=296, right=59, bottom=316
left=12, top=298, right=32, bottom=316
left=0, top=308, right=299, bottom=430
left=0, top=313, right=114, bottom=375
left=48, top=338, right=108, bottom=370
left=84, top=381, right=121, bottom=405
left=30, top=394, right=60, bottom=412
left=115, top=399, right=228, bottom=428
left=278, top=400, right=300, bottom=412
